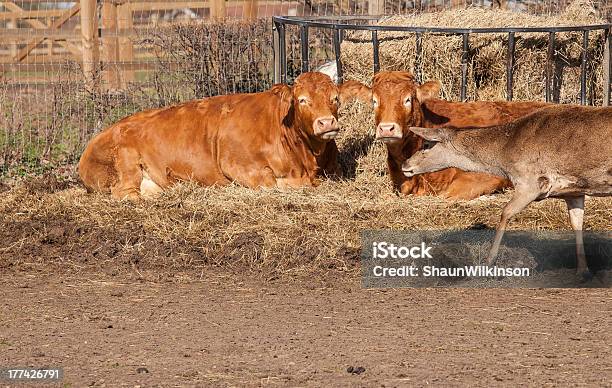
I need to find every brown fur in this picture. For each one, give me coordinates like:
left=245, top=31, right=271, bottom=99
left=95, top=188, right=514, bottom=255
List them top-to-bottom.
left=353, top=71, right=549, bottom=200
left=79, top=73, right=355, bottom=200
left=404, top=105, right=612, bottom=276
left=434, top=105, right=612, bottom=198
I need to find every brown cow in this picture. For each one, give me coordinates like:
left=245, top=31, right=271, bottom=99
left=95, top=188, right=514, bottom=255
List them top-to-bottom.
left=348, top=71, right=550, bottom=199
left=79, top=72, right=360, bottom=200
left=403, top=105, right=612, bottom=278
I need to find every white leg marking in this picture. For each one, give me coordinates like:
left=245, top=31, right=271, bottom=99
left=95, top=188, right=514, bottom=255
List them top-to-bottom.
left=565, top=196, right=588, bottom=275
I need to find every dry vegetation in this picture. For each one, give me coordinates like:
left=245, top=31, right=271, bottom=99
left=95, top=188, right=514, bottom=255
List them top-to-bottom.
left=142, top=20, right=273, bottom=100
left=1, top=169, right=610, bottom=279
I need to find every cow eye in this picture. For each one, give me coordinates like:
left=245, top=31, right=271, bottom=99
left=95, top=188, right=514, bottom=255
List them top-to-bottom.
left=331, top=95, right=339, bottom=105
left=404, top=96, right=412, bottom=106
left=298, top=97, right=308, bottom=105
left=372, top=98, right=379, bottom=107
left=422, top=140, right=437, bottom=150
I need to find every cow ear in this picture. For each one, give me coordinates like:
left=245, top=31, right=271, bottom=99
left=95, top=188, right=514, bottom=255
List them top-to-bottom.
left=338, top=80, right=371, bottom=104
left=416, top=81, right=441, bottom=102
left=271, top=84, right=293, bottom=119
left=408, top=126, right=454, bottom=142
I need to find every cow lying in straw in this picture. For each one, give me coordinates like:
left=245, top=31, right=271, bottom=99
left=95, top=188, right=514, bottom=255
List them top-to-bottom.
left=347, top=71, right=550, bottom=200
left=79, top=72, right=363, bottom=200
left=402, top=105, right=612, bottom=278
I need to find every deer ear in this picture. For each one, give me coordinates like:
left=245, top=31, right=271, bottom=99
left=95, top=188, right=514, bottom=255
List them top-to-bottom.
left=338, top=80, right=371, bottom=104
left=416, top=81, right=441, bottom=102
left=271, top=84, right=293, bottom=121
left=408, top=126, right=455, bottom=142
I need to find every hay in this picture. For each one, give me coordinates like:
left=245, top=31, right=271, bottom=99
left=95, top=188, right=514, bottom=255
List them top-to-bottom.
left=340, top=0, right=606, bottom=103
left=1, top=179, right=610, bottom=278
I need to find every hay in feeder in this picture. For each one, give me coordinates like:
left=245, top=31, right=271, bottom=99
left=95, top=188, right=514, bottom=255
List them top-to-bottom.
left=335, top=0, right=607, bottom=186
left=340, top=0, right=606, bottom=104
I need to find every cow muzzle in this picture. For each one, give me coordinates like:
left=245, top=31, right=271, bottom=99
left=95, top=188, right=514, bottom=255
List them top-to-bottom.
left=314, top=116, right=339, bottom=139
left=376, top=122, right=402, bottom=143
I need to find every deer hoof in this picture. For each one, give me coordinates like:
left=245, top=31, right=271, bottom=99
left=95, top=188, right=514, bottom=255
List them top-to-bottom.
left=578, top=269, right=594, bottom=282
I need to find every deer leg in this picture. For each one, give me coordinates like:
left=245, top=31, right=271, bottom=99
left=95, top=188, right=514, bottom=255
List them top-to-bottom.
left=487, top=188, right=539, bottom=265
left=565, top=196, right=591, bottom=279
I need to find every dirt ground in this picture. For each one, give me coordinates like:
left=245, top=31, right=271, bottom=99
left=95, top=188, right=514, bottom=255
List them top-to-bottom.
left=0, top=177, right=610, bottom=386
left=1, top=270, right=611, bottom=387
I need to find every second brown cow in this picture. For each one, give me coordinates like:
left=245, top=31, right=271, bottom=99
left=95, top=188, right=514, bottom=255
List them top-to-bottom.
left=349, top=71, right=550, bottom=199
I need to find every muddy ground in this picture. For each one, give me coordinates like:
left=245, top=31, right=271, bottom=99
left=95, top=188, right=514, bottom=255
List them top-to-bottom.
left=1, top=177, right=611, bottom=386
left=1, top=271, right=611, bottom=387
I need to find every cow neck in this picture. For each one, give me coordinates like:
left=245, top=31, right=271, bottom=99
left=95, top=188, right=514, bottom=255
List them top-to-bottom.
left=279, top=106, right=320, bottom=178
left=300, top=129, right=328, bottom=158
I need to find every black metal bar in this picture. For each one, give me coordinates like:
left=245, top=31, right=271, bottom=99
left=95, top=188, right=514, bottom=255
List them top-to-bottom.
left=268, top=15, right=612, bottom=99
left=272, top=16, right=611, bottom=35
left=273, top=21, right=280, bottom=84
left=278, top=22, right=287, bottom=84
left=300, top=25, right=309, bottom=73
left=334, top=27, right=344, bottom=83
left=605, top=27, right=611, bottom=107
left=372, top=30, right=380, bottom=74
left=580, top=30, right=589, bottom=105
left=415, top=32, right=423, bottom=83
left=506, top=32, right=515, bottom=101
left=546, top=32, right=555, bottom=103
left=461, top=33, right=469, bottom=102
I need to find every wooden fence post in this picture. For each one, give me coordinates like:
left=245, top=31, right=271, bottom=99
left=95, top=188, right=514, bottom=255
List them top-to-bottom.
left=80, top=0, right=99, bottom=90
left=210, top=0, right=226, bottom=20
left=243, top=0, right=258, bottom=21
left=368, top=0, right=384, bottom=15
left=102, top=1, right=121, bottom=90
left=118, top=1, right=135, bottom=86
left=8, top=17, right=17, bottom=58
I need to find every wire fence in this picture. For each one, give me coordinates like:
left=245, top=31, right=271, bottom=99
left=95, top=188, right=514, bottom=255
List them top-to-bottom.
left=0, top=0, right=610, bottom=176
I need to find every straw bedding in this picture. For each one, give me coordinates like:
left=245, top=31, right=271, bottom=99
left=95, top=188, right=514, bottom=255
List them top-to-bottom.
left=1, top=174, right=609, bottom=277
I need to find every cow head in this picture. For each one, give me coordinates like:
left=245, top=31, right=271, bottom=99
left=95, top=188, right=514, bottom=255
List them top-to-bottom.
left=340, top=71, right=441, bottom=144
left=272, top=72, right=370, bottom=142
left=372, top=72, right=440, bottom=143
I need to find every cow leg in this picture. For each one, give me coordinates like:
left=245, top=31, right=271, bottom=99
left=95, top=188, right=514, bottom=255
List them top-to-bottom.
left=111, top=147, right=143, bottom=201
left=225, top=166, right=278, bottom=189
left=443, top=173, right=510, bottom=200
left=277, top=175, right=318, bottom=190
left=487, top=188, right=539, bottom=265
left=565, top=196, right=591, bottom=279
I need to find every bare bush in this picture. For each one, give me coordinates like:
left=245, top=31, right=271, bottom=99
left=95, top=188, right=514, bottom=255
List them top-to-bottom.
left=144, top=19, right=274, bottom=99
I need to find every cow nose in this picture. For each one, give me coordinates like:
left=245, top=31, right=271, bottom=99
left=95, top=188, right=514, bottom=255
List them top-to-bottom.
left=315, top=116, right=338, bottom=132
left=377, top=122, right=400, bottom=139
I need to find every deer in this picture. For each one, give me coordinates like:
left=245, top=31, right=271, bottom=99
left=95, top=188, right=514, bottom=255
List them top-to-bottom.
left=401, top=104, right=612, bottom=279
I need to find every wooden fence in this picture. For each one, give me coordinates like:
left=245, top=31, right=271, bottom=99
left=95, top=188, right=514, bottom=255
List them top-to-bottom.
left=0, top=0, right=300, bottom=88
left=2, top=0, right=611, bottom=88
